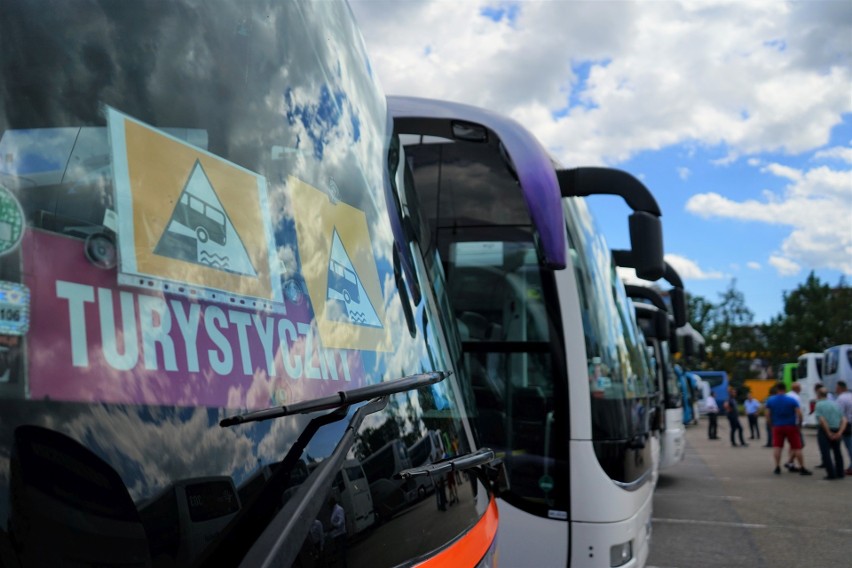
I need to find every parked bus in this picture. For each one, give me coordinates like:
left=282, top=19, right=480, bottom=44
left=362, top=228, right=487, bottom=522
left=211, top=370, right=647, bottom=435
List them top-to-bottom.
left=0, top=3, right=499, bottom=567
left=392, top=96, right=665, bottom=567
left=627, top=291, right=685, bottom=470
left=823, top=344, right=852, bottom=395
left=796, top=352, right=824, bottom=427
left=693, top=371, right=730, bottom=407
left=407, top=430, right=445, bottom=497
left=361, top=439, right=417, bottom=520
left=333, top=460, right=376, bottom=537
left=139, top=476, right=242, bottom=566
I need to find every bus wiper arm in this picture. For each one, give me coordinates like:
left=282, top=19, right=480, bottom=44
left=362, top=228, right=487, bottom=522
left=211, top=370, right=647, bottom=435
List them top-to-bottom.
left=220, top=370, right=452, bottom=427
left=240, top=396, right=388, bottom=568
left=395, top=448, right=497, bottom=479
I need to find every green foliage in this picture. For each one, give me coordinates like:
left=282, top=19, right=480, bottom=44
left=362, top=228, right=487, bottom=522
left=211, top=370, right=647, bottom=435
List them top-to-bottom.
left=687, top=273, right=851, bottom=385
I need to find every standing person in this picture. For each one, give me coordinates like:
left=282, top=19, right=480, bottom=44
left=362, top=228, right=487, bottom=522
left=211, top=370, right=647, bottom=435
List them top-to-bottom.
left=835, top=381, right=852, bottom=475
left=765, top=382, right=812, bottom=476
left=784, top=382, right=806, bottom=470
left=764, top=385, right=778, bottom=447
left=724, top=386, right=747, bottom=447
left=813, top=388, right=847, bottom=480
left=705, top=392, right=720, bottom=440
left=745, top=392, right=761, bottom=440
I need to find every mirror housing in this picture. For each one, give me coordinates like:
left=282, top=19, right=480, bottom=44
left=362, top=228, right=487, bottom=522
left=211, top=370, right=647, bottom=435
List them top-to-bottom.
left=558, top=167, right=665, bottom=281
left=628, top=212, right=664, bottom=281
left=668, top=286, right=687, bottom=328
left=655, top=310, right=670, bottom=340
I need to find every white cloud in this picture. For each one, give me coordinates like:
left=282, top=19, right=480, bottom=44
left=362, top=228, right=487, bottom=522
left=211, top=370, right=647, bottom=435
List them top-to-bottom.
left=350, top=0, right=851, bottom=167
left=814, top=146, right=852, bottom=164
left=685, top=161, right=852, bottom=274
left=677, top=166, right=691, bottom=180
left=664, top=253, right=725, bottom=280
left=769, top=254, right=801, bottom=276
left=747, top=261, right=762, bottom=270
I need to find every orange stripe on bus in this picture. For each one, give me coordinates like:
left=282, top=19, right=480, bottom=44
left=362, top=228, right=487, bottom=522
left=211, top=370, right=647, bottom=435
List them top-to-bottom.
left=414, top=497, right=499, bottom=568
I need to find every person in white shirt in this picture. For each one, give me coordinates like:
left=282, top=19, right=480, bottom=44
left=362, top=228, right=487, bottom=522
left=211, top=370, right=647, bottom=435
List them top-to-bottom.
left=705, top=393, right=720, bottom=440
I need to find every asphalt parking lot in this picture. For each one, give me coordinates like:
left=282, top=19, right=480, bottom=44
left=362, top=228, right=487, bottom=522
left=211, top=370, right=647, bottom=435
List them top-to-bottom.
left=647, top=415, right=852, bottom=568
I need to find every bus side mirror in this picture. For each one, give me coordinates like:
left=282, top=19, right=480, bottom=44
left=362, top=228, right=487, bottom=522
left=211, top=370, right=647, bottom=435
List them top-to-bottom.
left=629, top=212, right=664, bottom=281
left=669, top=287, right=687, bottom=328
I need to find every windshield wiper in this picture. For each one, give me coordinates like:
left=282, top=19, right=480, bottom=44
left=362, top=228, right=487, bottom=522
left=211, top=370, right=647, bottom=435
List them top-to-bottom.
left=220, top=370, right=452, bottom=427
left=199, top=371, right=452, bottom=567
left=395, top=448, right=507, bottom=499
left=396, top=448, right=497, bottom=479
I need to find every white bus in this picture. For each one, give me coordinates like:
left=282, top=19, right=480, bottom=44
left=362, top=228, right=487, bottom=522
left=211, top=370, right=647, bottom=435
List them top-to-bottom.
left=392, top=96, right=666, bottom=567
left=628, top=291, right=685, bottom=470
left=823, top=344, right=852, bottom=395
left=796, top=352, right=824, bottom=427
left=407, top=430, right=444, bottom=498
left=361, top=439, right=416, bottom=521
left=333, top=459, right=376, bottom=536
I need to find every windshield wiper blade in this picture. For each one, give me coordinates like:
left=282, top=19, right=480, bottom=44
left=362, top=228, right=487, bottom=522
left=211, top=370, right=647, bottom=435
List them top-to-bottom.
left=220, top=370, right=452, bottom=427
left=240, top=396, right=387, bottom=568
left=396, top=448, right=497, bottom=479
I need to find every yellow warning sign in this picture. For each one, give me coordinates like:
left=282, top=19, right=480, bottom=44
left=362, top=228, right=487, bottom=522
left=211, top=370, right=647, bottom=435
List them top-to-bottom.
left=108, top=108, right=282, bottom=309
left=289, top=177, right=389, bottom=351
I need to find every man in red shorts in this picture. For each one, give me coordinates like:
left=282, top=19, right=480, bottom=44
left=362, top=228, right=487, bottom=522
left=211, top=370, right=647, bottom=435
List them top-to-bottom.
left=765, top=382, right=812, bottom=476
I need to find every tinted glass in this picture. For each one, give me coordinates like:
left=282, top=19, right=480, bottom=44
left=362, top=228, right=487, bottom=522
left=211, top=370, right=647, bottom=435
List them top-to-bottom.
left=0, top=2, right=487, bottom=566
left=402, top=139, right=570, bottom=518
left=563, top=197, right=654, bottom=483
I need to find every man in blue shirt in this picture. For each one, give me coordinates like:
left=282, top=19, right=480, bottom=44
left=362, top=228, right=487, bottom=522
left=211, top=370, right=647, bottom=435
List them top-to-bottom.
left=765, top=382, right=812, bottom=476
left=744, top=393, right=761, bottom=440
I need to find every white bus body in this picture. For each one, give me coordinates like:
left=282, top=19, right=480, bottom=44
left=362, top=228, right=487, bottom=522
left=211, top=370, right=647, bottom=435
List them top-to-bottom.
left=393, top=96, right=665, bottom=567
left=823, top=345, right=852, bottom=395
left=796, top=352, right=824, bottom=427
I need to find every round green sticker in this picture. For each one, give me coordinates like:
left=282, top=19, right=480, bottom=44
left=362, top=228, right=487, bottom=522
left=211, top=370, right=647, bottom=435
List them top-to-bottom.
left=0, top=186, right=24, bottom=256
left=539, top=474, right=554, bottom=492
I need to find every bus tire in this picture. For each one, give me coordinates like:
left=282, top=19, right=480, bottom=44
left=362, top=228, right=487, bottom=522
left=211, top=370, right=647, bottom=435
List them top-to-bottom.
left=196, top=227, right=209, bottom=243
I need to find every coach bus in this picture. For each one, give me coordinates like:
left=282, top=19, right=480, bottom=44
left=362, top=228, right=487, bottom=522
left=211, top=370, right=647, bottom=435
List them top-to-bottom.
left=0, top=2, right=500, bottom=567
left=391, top=96, right=666, bottom=567
left=623, top=284, right=686, bottom=470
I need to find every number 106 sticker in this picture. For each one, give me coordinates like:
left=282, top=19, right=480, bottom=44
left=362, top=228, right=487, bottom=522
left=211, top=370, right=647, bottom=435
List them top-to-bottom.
left=0, top=281, right=30, bottom=336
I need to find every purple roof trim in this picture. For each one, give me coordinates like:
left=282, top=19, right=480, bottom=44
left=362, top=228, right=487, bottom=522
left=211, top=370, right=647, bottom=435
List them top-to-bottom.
left=388, top=96, right=566, bottom=270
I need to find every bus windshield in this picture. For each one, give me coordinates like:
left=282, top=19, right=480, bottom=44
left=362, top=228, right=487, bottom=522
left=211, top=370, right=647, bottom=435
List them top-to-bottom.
left=0, top=2, right=490, bottom=566
left=563, top=197, right=655, bottom=481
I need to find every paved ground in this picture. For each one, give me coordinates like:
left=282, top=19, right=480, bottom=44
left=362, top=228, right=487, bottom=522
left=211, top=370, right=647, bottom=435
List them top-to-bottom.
left=647, top=415, right=852, bottom=568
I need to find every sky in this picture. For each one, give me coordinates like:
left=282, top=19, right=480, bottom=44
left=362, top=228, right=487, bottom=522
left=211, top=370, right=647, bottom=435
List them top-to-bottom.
left=348, top=0, right=852, bottom=324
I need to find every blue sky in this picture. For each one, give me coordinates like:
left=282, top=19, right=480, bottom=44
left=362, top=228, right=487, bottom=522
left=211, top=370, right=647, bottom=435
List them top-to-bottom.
left=350, top=0, right=852, bottom=324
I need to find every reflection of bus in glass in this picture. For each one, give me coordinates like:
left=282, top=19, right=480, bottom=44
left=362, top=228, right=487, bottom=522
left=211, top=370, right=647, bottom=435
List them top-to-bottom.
left=0, top=2, right=499, bottom=567
left=393, top=96, right=665, bottom=567
left=174, top=192, right=227, bottom=245
left=328, top=259, right=360, bottom=304
left=693, top=371, right=730, bottom=406
left=8, top=425, right=150, bottom=567
left=407, top=430, right=444, bottom=498
left=361, top=439, right=416, bottom=520
left=333, top=459, right=376, bottom=536
left=139, top=476, right=241, bottom=566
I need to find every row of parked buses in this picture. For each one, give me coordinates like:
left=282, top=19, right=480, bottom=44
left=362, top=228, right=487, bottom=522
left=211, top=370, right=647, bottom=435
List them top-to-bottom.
left=0, top=1, right=704, bottom=567
left=786, top=345, right=852, bottom=428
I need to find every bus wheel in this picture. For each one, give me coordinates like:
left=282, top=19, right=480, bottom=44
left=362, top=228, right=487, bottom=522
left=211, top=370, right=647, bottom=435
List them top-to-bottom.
left=196, top=227, right=209, bottom=243
left=343, top=289, right=351, bottom=303
left=418, top=486, right=426, bottom=499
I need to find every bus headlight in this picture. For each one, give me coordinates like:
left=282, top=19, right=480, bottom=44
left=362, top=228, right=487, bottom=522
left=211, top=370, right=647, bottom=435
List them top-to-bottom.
left=610, top=540, right=633, bottom=567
